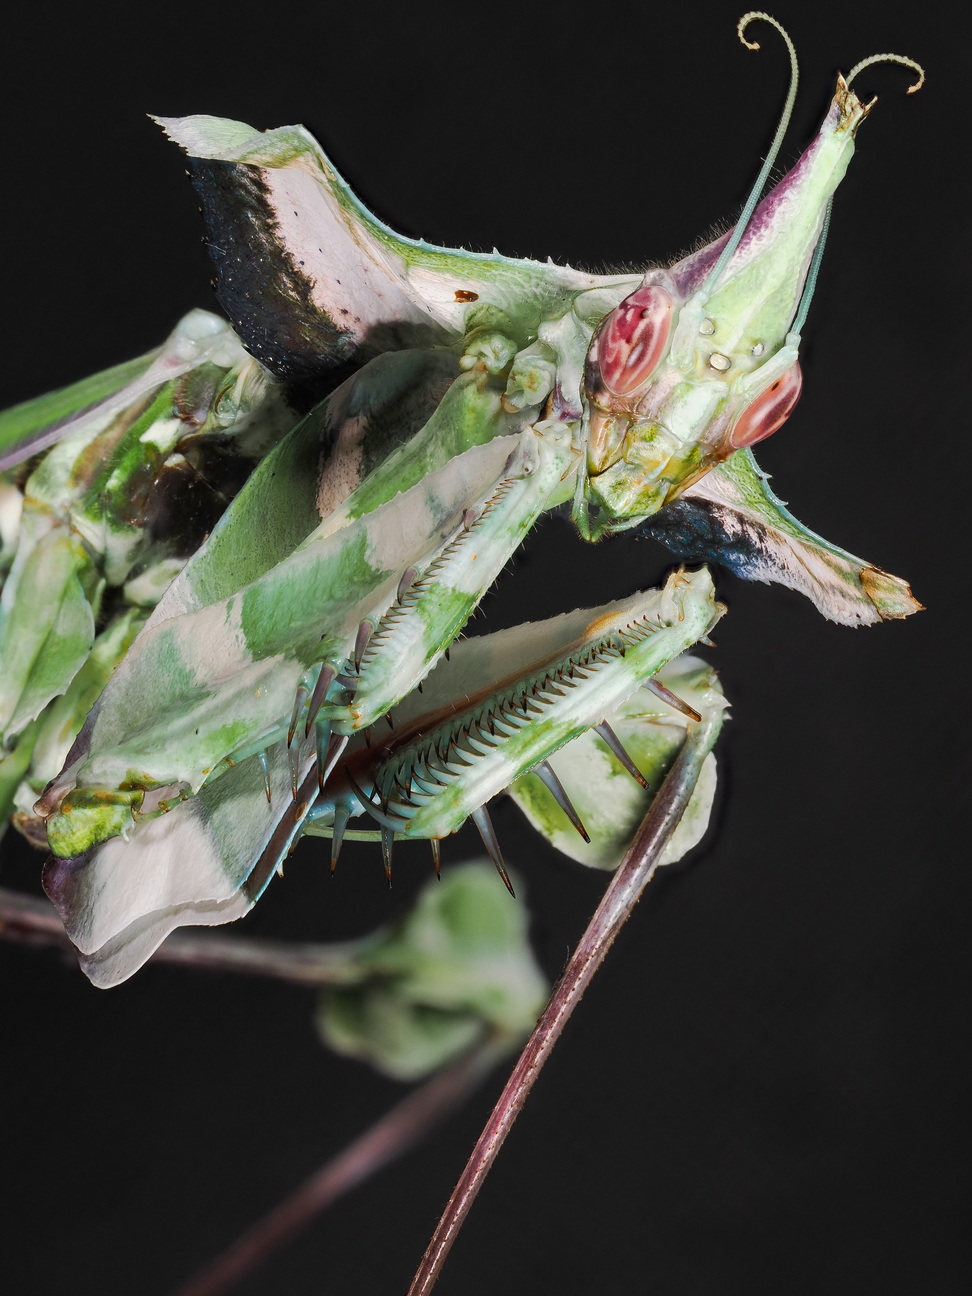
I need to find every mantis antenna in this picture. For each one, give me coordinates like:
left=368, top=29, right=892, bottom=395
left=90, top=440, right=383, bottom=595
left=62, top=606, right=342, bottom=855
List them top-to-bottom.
left=701, top=11, right=799, bottom=297
left=790, top=50, right=925, bottom=337
left=846, top=52, right=926, bottom=94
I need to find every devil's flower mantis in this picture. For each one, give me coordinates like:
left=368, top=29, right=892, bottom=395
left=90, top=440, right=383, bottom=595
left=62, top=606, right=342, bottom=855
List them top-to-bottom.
left=0, top=14, right=923, bottom=993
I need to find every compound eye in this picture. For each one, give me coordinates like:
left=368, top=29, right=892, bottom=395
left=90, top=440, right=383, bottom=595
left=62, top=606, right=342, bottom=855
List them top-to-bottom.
left=596, top=285, right=674, bottom=397
left=730, top=362, right=803, bottom=449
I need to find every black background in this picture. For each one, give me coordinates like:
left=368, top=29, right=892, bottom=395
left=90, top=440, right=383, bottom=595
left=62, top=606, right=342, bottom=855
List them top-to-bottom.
left=1, top=2, right=967, bottom=1294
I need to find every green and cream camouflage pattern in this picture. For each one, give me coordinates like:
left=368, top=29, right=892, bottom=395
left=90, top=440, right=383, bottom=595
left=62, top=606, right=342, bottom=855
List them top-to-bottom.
left=0, top=16, right=921, bottom=986
left=0, top=310, right=295, bottom=841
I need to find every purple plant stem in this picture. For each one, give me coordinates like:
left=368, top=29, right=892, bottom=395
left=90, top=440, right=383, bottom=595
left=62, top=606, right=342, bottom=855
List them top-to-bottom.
left=406, top=721, right=714, bottom=1296
left=0, top=887, right=362, bottom=985
left=171, top=1037, right=503, bottom=1296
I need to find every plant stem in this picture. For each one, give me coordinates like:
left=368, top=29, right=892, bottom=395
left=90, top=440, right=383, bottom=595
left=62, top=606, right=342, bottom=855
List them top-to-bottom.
left=405, top=721, right=714, bottom=1296
left=0, top=887, right=363, bottom=986
left=171, top=1036, right=504, bottom=1296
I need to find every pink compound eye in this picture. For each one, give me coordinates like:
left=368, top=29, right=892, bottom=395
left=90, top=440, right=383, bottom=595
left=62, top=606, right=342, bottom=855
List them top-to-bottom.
left=596, top=284, right=674, bottom=397
left=730, top=362, right=803, bottom=449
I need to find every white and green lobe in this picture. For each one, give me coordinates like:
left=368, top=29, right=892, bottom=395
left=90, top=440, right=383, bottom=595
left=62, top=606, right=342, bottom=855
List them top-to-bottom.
left=509, top=653, right=727, bottom=870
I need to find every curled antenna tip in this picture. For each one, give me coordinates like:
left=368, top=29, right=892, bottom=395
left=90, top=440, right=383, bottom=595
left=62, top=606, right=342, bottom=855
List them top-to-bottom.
left=705, top=11, right=797, bottom=297
left=737, top=11, right=789, bottom=53
left=846, top=52, right=925, bottom=96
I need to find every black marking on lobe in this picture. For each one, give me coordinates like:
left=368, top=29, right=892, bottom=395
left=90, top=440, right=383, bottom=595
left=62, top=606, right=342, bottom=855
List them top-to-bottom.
left=189, top=159, right=356, bottom=380
left=640, top=498, right=771, bottom=583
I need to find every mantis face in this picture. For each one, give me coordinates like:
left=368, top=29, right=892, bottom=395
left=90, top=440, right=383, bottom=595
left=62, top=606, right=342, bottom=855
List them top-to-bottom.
left=582, top=78, right=867, bottom=528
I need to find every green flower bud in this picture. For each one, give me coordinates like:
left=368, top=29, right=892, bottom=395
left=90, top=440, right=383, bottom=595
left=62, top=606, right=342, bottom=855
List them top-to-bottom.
left=317, top=863, right=547, bottom=1081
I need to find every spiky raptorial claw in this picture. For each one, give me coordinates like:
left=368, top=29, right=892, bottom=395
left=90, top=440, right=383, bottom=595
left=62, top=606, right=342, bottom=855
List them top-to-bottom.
left=397, top=567, right=418, bottom=603
left=300, top=569, right=721, bottom=899
left=336, top=570, right=721, bottom=846
left=354, top=621, right=372, bottom=673
left=510, top=653, right=727, bottom=870
left=305, top=664, right=336, bottom=739
left=642, top=680, right=702, bottom=724
left=288, top=683, right=309, bottom=749
left=593, top=722, right=650, bottom=788
left=314, top=726, right=330, bottom=791
left=288, top=743, right=301, bottom=801
left=257, top=749, right=272, bottom=804
left=533, top=762, right=590, bottom=842
left=345, top=769, right=407, bottom=833
left=331, top=805, right=348, bottom=873
left=471, top=806, right=515, bottom=897
left=381, top=826, right=394, bottom=887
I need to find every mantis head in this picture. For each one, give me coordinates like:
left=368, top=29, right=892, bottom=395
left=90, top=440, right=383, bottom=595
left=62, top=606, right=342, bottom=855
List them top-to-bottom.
left=582, top=14, right=924, bottom=531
